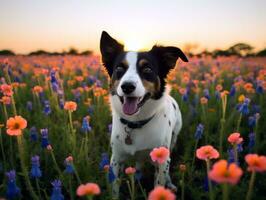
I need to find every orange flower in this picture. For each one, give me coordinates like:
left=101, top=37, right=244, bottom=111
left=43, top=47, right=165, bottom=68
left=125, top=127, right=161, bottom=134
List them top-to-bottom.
left=75, top=76, right=84, bottom=82
left=0, top=84, right=13, bottom=96
left=216, top=84, right=223, bottom=91
left=33, top=85, right=43, bottom=94
left=179, top=88, right=186, bottom=95
left=238, top=95, right=245, bottom=103
left=0, top=96, right=11, bottom=105
left=200, top=97, right=208, bottom=104
left=64, top=101, right=77, bottom=112
left=6, top=116, right=27, bottom=136
left=228, top=132, right=243, bottom=145
left=196, top=145, right=220, bottom=161
left=150, top=147, right=170, bottom=164
left=245, top=154, right=266, bottom=172
left=208, top=160, right=243, bottom=185
left=125, top=167, right=136, bottom=175
left=76, top=183, right=101, bottom=196
left=148, top=186, right=175, bottom=200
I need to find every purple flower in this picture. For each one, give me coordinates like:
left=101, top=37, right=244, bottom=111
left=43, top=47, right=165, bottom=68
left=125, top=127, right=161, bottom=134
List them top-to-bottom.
left=229, top=85, right=236, bottom=96
left=203, top=89, right=210, bottom=99
left=238, top=98, right=250, bottom=115
left=43, top=100, right=51, bottom=115
left=26, top=101, right=33, bottom=111
left=81, top=117, right=92, bottom=133
left=194, top=124, right=204, bottom=140
left=30, top=127, right=38, bottom=142
left=41, top=128, right=50, bottom=148
left=248, top=132, right=255, bottom=151
left=99, top=153, right=109, bottom=170
left=30, top=155, right=42, bottom=178
left=64, top=157, right=74, bottom=174
left=6, top=170, right=20, bottom=199
left=51, top=180, right=64, bottom=200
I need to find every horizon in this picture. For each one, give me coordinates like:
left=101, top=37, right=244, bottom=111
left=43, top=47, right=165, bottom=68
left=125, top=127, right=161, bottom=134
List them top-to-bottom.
left=1, top=0, right=266, bottom=54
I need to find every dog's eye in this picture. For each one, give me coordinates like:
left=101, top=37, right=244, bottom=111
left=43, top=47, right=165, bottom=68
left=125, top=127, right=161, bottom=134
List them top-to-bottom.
left=116, top=66, right=125, bottom=72
left=142, top=67, right=152, bottom=74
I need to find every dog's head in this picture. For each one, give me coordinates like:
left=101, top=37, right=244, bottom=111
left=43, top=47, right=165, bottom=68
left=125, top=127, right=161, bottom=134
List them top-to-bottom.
left=100, top=31, right=188, bottom=116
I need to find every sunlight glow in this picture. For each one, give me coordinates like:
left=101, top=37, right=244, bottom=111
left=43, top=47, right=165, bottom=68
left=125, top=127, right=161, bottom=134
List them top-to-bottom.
left=124, top=38, right=144, bottom=51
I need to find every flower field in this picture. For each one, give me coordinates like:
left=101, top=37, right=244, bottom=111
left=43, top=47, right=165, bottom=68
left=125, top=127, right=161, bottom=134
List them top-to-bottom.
left=0, top=55, right=265, bottom=200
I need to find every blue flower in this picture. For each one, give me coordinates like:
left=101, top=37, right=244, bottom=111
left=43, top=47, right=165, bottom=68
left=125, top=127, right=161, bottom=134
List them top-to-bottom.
left=256, top=82, right=263, bottom=94
left=229, top=85, right=236, bottom=97
left=203, top=89, right=210, bottom=99
left=215, top=91, right=220, bottom=100
left=182, top=92, right=188, bottom=102
left=238, top=98, right=250, bottom=115
left=59, top=99, right=64, bottom=109
left=43, top=100, right=51, bottom=115
left=26, top=101, right=33, bottom=111
left=88, top=106, right=94, bottom=115
left=81, top=117, right=92, bottom=133
left=194, top=124, right=204, bottom=140
left=30, top=127, right=38, bottom=142
left=41, top=128, right=50, bottom=148
left=248, top=132, right=255, bottom=151
left=237, top=143, right=243, bottom=152
left=227, top=148, right=234, bottom=164
left=99, top=153, right=109, bottom=170
left=30, top=155, right=42, bottom=178
left=64, top=157, right=74, bottom=174
left=108, top=166, right=116, bottom=183
left=6, top=170, right=20, bottom=199
left=135, top=170, right=142, bottom=181
left=51, top=180, right=64, bottom=200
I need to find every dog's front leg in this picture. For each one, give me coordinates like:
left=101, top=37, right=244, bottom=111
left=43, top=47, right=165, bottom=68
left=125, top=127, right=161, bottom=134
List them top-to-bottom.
left=110, top=153, right=125, bottom=199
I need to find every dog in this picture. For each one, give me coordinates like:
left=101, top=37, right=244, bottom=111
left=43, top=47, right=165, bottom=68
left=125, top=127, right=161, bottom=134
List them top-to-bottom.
left=100, top=31, right=188, bottom=198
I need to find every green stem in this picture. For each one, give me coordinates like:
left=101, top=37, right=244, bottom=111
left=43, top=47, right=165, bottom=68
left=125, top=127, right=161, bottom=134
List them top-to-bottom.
left=11, top=95, right=17, bottom=115
left=3, top=104, right=8, bottom=121
left=68, top=111, right=76, bottom=150
left=236, top=113, right=242, bottom=132
left=219, top=118, right=226, bottom=156
left=0, top=128, right=7, bottom=170
left=17, top=136, right=38, bottom=200
left=191, top=140, right=199, bottom=171
left=233, top=144, right=238, bottom=164
left=50, top=150, right=63, bottom=178
left=206, top=159, right=214, bottom=200
left=246, top=171, right=256, bottom=200
left=181, top=172, right=185, bottom=200
left=69, top=175, right=74, bottom=200
left=130, top=175, right=135, bottom=200
left=35, top=178, right=42, bottom=200
left=126, top=180, right=132, bottom=197
left=137, top=180, right=147, bottom=200
left=222, top=183, right=229, bottom=200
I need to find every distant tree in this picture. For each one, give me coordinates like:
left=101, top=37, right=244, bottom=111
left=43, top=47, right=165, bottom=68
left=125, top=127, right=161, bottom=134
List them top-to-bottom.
left=183, top=43, right=200, bottom=54
left=227, top=43, right=254, bottom=56
left=67, top=48, right=78, bottom=55
left=256, top=48, right=266, bottom=57
left=0, top=49, right=15, bottom=56
left=212, top=49, right=231, bottom=57
left=28, top=50, right=51, bottom=56
left=80, top=50, right=93, bottom=56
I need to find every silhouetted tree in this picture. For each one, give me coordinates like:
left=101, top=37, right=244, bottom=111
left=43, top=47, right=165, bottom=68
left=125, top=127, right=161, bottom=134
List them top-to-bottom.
left=227, top=43, right=254, bottom=56
left=256, top=48, right=266, bottom=57
left=0, top=49, right=15, bottom=56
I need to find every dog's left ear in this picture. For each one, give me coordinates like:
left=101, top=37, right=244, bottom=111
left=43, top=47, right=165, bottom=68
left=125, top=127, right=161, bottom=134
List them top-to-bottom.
left=100, top=31, right=124, bottom=77
left=150, top=45, right=188, bottom=76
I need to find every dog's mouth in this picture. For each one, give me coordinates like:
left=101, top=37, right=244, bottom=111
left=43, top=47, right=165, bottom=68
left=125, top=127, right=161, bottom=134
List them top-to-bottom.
left=119, top=93, right=151, bottom=115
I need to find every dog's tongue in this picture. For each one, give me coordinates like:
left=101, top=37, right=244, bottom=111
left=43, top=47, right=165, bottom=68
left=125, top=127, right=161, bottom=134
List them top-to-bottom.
left=123, top=97, right=139, bottom=115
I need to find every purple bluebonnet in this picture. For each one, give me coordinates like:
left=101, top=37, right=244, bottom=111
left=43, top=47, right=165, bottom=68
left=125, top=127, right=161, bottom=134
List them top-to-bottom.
left=255, top=81, right=263, bottom=94
left=229, top=85, right=236, bottom=97
left=203, top=89, right=210, bottom=99
left=182, top=91, right=189, bottom=102
left=215, top=91, right=220, bottom=100
left=237, top=98, right=250, bottom=115
left=59, top=99, right=64, bottom=109
left=43, top=100, right=51, bottom=115
left=26, top=101, right=33, bottom=111
left=88, top=106, right=94, bottom=115
left=248, top=115, right=256, bottom=128
left=81, top=117, right=92, bottom=133
left=194, top=124, right=204, bottom=140
left=30, top=127, right=38, bottom=142
left=41, top=128, right=50, bottom=148
left=248, top=132, right=255, bottom=151
left=237, top=143, right=243, bottom=153
left=227, top=148, right=235, bottom=164
left=99, top=153, right=109, bottom=170
left=30, top=155, right=42, bottom=178
left=64, top=157, right=74, bottom=174
left=108, top=166, right=116, bottom=183
left=6, top=170, right=20, bottom=199
left=51, top=180, right=64, bottom=200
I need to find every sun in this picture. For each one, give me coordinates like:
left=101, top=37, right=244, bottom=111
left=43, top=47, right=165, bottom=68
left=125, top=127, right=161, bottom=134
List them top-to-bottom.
left=124, top=38, right=144, bottom=51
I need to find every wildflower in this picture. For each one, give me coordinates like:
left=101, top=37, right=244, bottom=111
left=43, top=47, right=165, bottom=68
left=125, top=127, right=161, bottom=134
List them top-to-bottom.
left=255, top=83, right=263, bottom=94
left=0, top=84, right=13, bottom=96
left=229, top=85, right=236, bottom=96
left=33, top=86, right=43, bottom=94
left=203, top=89, right=210, bottom=99
left=238, top=94, right=245, bottom=103
left=0, top=96, right=11, bottom=105
left=200, top=97, right=208, bottom=105
left=237, top=98, right=250, bottom=115
left=59, top=99, right=64, bottom=109
left=43, top=100, right=51, bottom=115
left=26, top=101, right=33, bottom=111
left=64, top=101, right=77, bottom=112
left=6, top=116, right=27, bottom=136
left=81, top=117, right=92, bottom=132
left=194, top=124, right=204, bottom=140
left=29, top=127, right=38, bottom=142
left=41, top=128, right=50, bottom=148
left=228, top=132, right=243, bottom=145
left=248, top=132, right=255, bottom=151
left=196, top=145, right=219, bottom=161
left=150, top=147, right=170, bottom=164
left=227, top=148, right=235, bottom=164
left=99, top=153, right=109, bottom=170
left=245, top=154, right=266, bottom=172
left=30, top=155, right=42, bottom=178
left=64, top=156, right=74, bottom=174
left=208, top=160, right=243, bottom=185
left=179, top=164, right=186, bottom=172
left=108, top=166, right=116, bottom=183
left=125, top=167, right=136, bottom=175
left=6, top=170, right=20, bottom=199
left=51, top=180, right=64, bottom=200
left=76, top=183, right=101, bottom=197
left=148, top=186, right=175, bottom=200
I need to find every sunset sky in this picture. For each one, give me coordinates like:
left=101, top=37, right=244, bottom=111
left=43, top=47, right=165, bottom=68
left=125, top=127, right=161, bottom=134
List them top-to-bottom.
left=0, top=0, right=265, bottom=54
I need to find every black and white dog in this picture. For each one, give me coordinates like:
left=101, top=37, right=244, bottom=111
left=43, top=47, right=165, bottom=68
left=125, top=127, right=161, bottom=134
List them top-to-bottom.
left=100, top=31, right=188, bottom=198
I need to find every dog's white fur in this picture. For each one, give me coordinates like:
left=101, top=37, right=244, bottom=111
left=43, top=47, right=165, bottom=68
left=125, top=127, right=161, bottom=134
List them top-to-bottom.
left=109, top=51, right=182, bottom=198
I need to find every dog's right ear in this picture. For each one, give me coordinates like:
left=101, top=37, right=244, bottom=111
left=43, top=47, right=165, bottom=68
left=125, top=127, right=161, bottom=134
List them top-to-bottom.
left=100, top=31, right=124, bottom=77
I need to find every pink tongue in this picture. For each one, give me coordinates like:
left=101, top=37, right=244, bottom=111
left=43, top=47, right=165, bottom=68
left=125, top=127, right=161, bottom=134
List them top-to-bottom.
left=123, top=97, right=139, bottom=115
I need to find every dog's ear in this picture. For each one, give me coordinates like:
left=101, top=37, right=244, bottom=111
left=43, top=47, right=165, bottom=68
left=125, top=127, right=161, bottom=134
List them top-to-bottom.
left=100, top=31, right=124, bottom=76
left=150, top=45, right=188, bottom=76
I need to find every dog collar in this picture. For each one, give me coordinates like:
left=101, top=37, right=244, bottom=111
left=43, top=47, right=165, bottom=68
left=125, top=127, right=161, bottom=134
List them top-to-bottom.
left=120, top=114, right=155, bottom=129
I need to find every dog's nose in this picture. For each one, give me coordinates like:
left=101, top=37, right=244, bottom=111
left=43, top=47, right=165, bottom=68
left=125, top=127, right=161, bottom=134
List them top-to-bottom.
left=121, top=82, right=136, bottom=94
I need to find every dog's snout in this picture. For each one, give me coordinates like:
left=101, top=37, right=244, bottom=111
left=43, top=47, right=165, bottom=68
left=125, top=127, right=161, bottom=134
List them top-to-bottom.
left=121, top=82, right=136, bottom=94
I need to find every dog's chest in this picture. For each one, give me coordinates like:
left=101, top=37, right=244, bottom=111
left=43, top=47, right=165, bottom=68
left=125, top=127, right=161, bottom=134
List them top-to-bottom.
left=111, top=96, right=179, bottom=156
